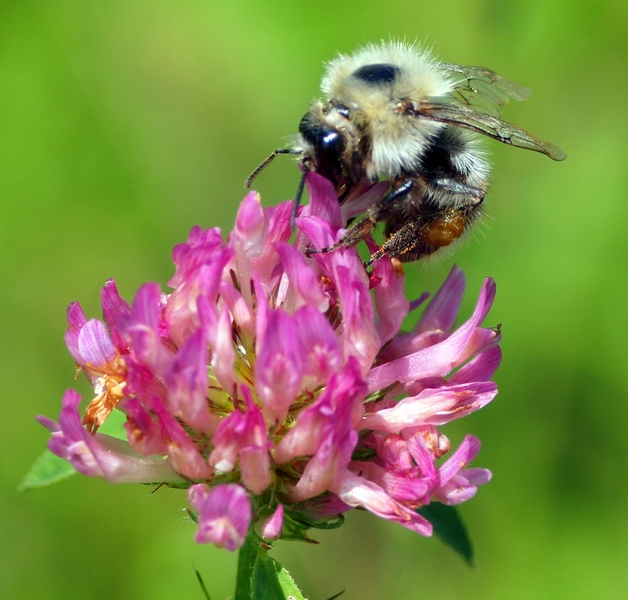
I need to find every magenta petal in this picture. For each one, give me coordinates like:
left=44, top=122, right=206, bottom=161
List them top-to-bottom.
left=300, top=172, right=343, bottom=228
left=340, top=180, right=389, bottom=221
left=234, top=190, right=267, bottom=266
left=233, top=195, right=293, bottom=286
left=257, top=200, right=293, bottom=256
left=295, top=210, right=340, bottom=256
left=169, top=226, right=224, bottom=289
left=276, top=242, right=330, bottom=312
left=371, top=245, right=409, bottom=345
left=166, top=246, right=234, bottom=347
left=334, top=265, right=379, bottom=374
left=415, top=265, right=466, bottom=333
left=365, top=277, right=497, bottom=392
left=100, top=279, right=131, bottom=351
left=129, top=282, right=161, bottom=333
left=218, top=282, right=256, bottom=344
left=123, top=284, right=173, bottom=378
left=199, top=298, right=237, bottom=392
left=66, top=301, right=88, bottom=330
left=64, top=302, right=88, bottom=362
left=295, top=305, right=343, bottom=382
left=255, top=309, right=303, bottom=424
left=77, top=320, right=117, bottom=367
left=166, top=328, right=220, bottom=434
left=449, top=345, right=502, bottom=384
left=273, top=358, right=365, bottom=465
left=274, top=359, right=365, bottom=501
left=361, top=381, right=497, bottom=432
left=209, top=386, right=272, bottom=494
left=233, top=389, right=272, bottom=495
left=37, top=390, right=104, bottom=478
left=38, top=390, right=179, bottom=484
left=122, top=398, right=168, bottom=456
left=150, top=399, right=213, bottom=480
left=288, top=427, right=359, bottom=502
left=436, top=434, right=481, bottom=485
left=430, top=435, right=491, bottom=505
left=350, top=461, right=430, bottom=503
left=332, top=470, right=433, bottom=536
left=188, top=483, right=252, bottom=551
left=258, top=504, right=284, bottom=541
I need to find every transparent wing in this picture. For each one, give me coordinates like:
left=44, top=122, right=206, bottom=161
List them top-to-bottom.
left=441, top=63, right=531, bottom=118
left=418, top=101, right=567, bottom=161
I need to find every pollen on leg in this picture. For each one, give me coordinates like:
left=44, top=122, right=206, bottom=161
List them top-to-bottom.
left=422, top=213, right=467, bottom=247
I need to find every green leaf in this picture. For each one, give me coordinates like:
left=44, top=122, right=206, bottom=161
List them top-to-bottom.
left=19, top=450, right=76, bottom=491
left=418, top=503, right=474, bottom=565
left=235, top=534, right=307, bottom=600
left=235, top=534, right=259, bottom=600
left=251, top=552, right=306, bottom=600
left=194, top=568, right=212, bottom=600
left=324, top=591, right=346, bottom=600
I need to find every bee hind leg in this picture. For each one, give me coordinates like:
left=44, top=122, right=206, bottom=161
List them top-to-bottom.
left=366, top=177, right=486, bottom=265
left=306, top=180, right=414, bottom=258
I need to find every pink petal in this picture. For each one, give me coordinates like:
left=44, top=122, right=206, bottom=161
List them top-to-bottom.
left=234, top=191, right=266, bottom=258
left=169, top=226, right=224, bottom=289
left=276, top=242, right=329, bottom=312
left=370, top=242, right=409, bottom=345
left=415, top=265, right=466, bottom=333
left=365, top=277, right=497, bottom=392
left=100, top=279, right=131, bottom=351
left=64, top=302, right=88, bottom=363
left=295, top=305, right=343, bottom=383
left=255, top=309, right=303, bottom=425
left=77, top=320, right=117, bottom=367
left=166, top=328, right=220, bottom=434
left=449, top=345, right=502, bottom=384
left=361, top=381, right=497, bottom=433
left=209, top=386, right=272, bottom=495
left=38, top=390, right=179, bottom=484
left=150, top=398, right=213, bottom=480
left=332, top=470, right=433, bottom=536
left=188, top=483, right=252, bottom=551
left=258, top=504, right=284, bottom=541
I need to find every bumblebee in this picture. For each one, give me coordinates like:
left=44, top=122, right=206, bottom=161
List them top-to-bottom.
left=246, top=41, right=565, bottom=264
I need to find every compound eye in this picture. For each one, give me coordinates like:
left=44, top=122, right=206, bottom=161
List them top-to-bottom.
left=352, top=63, right=400, bottom=84
left=333, top=103, right=351, bottom=119
left=322, top=130, right=342, bottom=149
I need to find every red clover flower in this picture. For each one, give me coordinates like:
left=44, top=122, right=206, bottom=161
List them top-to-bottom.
left=38, top=173, right=501, bottom=551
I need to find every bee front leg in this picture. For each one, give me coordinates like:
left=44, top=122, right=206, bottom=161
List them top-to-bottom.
left=244, top=148, right=302, bottom=188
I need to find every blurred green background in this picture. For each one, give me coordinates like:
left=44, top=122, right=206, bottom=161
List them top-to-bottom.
left=2, top=1, right=627, bottom=598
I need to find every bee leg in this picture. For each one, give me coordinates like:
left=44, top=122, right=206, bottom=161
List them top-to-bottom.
left=244, top=148, right=302, bottom=188
left=290, top=170, right=308, bottom=228
left=431, top=177, right=486, bottom=203
left=364, top=178, right=486, bottom=265
left=306, top=180, right=413, bottom=257
left=372, top=180, right=414, bottom=211
left=372, top=202, right=483, bottom=266
left=306, top=215, right=376, bottom=257
left=366, top=221, right=426, bottom=266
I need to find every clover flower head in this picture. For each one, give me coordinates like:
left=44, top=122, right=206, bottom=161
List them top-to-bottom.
left=39, top=173, right=501, bottom=550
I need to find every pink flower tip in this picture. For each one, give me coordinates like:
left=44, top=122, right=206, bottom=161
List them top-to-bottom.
left=188, top=483, right=252, bottom=551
